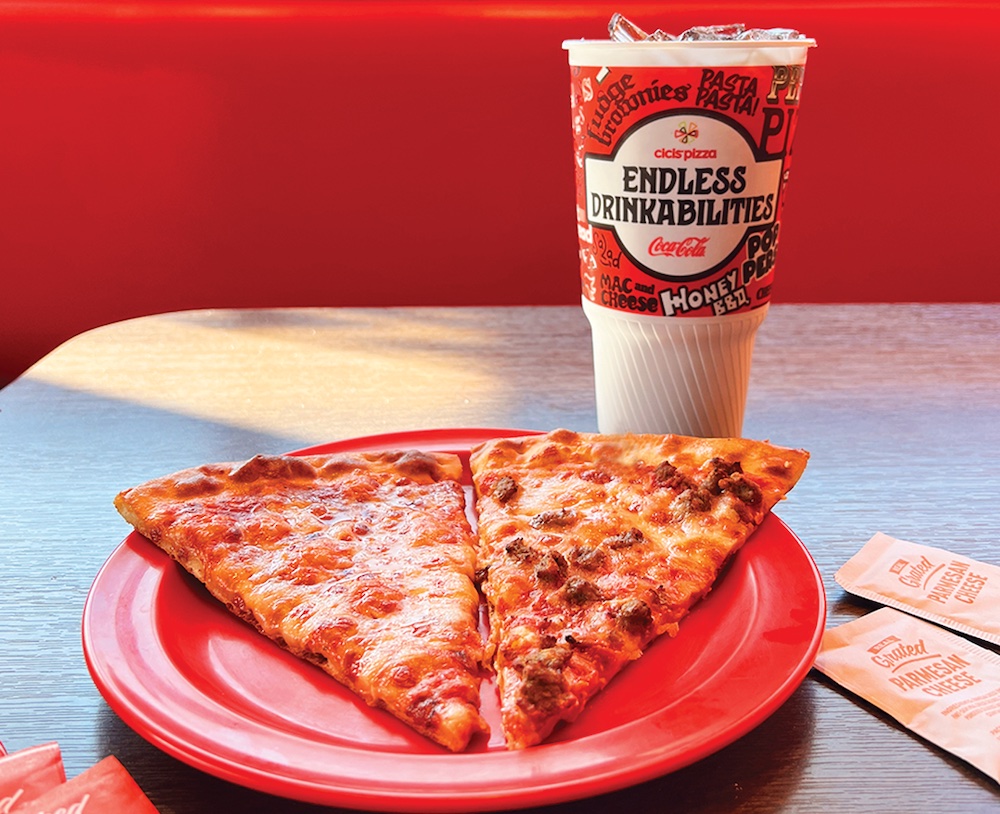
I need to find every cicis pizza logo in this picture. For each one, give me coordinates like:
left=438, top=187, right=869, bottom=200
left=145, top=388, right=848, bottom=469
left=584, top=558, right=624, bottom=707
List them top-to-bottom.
left=674, top=121, right=699, bottom=143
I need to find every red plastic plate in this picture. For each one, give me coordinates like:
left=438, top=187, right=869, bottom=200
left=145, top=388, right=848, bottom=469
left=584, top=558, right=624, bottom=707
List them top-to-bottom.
left=83, top=428, right=825, bottom=812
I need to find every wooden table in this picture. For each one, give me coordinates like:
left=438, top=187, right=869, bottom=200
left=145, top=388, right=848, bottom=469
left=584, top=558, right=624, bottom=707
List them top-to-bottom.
left=1, top=304, right=998, bottom=812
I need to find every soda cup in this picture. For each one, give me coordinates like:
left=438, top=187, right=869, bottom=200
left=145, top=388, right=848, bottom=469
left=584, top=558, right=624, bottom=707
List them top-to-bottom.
left=564, top=20, right=815, bottom=437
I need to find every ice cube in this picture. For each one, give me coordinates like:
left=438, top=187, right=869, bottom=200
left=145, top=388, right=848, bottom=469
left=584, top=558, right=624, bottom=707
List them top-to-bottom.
left=608, top=12, right=650, bottom=42
left=679, top=23, right=746, bottom=41
left=737, top=27, right=805, bottom=41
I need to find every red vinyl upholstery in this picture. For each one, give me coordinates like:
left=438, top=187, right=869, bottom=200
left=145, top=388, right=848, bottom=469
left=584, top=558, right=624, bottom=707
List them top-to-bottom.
left=2, top=1, right=997, bottom=383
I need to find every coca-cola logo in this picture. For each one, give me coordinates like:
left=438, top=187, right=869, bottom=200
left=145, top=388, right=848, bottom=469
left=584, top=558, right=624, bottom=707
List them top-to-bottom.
left=648, top=236, right=709, bottom=257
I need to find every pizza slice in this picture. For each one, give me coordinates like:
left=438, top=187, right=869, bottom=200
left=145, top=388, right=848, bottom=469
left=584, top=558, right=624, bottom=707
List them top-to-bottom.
left=470, top=429, right=809, bottom=749
left=114, top=450, right=489, bottom=752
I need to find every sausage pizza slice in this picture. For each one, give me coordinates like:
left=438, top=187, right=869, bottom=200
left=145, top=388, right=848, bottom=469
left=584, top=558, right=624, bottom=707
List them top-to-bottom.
left=470, top=429, right=809, bottom=749
left=114, top=450, right=489, bottom=752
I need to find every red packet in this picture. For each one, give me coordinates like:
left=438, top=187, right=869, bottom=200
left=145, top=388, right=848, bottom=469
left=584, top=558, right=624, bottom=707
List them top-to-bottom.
left=0, top=743, right=65, bottom=813
left=10, top=756, right=158, bottom=814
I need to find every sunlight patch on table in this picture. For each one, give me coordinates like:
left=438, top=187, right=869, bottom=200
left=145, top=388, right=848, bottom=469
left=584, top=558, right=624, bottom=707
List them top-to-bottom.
left=27, top=314, right=504, bottom=438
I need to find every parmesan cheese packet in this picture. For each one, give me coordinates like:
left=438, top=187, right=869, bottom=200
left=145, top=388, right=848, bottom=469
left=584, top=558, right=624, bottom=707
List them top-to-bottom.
left=836, top=532, right=1000, bottom=646
left=814, top=607, right=1000, bottom=783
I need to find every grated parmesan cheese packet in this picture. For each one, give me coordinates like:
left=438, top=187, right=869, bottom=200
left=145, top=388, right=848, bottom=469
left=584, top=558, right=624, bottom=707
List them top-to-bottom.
left=836, top=532, right=1000, bottom=646
left=814, top=607, right=1000, bottom=784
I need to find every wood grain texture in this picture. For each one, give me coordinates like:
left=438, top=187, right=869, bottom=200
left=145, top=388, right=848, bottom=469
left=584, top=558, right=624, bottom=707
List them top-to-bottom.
left=1, top=304, right=998, bottom=813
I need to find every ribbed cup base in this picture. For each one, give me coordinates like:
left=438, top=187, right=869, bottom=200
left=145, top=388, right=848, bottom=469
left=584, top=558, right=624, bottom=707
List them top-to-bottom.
left=582, top=298, right=768, bottom=438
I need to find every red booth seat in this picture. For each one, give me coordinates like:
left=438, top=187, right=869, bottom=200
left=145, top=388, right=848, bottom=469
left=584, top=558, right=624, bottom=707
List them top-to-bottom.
left=2, top=1, right=998, bottom=384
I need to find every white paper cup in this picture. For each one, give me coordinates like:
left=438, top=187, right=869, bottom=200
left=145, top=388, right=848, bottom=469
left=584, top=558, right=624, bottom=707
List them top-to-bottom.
left=565, top=34, right=814, bottom=437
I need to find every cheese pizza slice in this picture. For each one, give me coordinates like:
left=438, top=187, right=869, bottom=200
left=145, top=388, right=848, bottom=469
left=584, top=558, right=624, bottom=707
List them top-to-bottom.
left=470, top=429, right=809, bottom=749
left=114, top=450, right=489, bottom=751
